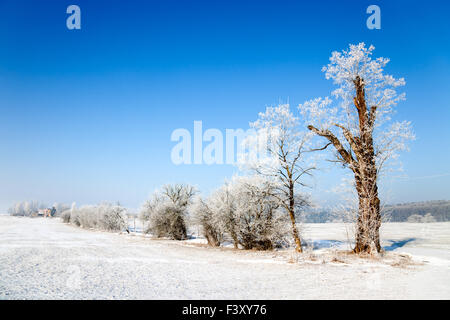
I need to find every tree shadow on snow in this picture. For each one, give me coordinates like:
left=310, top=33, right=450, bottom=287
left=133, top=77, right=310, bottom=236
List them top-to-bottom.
left=383, top=238, right=416, bottom=251
left=302, top=239, right=344, bottom=250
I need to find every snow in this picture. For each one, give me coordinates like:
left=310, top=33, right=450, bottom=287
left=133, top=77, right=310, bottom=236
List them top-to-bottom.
left=0, top=215, right=449, bottom=299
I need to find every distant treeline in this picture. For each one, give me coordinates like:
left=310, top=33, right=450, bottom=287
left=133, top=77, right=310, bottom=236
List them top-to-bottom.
left=303, top=200, right=450, bottom=223
left=382, top=200, right=450, bottom=222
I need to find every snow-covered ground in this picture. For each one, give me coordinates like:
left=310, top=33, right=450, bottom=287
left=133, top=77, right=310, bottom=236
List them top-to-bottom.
left=0, top=215, right=449, bottom=299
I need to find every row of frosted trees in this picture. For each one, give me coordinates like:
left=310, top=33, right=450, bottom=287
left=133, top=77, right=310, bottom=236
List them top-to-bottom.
left=9, top=43, right=413, bottom=255
left=141, top=43, right=413, bottom=254
left=140, top=178, right=297, bottom=250
left=9, top=200, right=128, bottom=232
left=8, top=201, right=70, bottom=217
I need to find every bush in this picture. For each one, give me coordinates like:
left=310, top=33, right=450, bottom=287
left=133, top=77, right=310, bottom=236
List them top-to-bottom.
left=189, top=176, right=291, bottom=250
left=231, top=176, right=289, bottom=250
left=140, top=184, right=196, bottom=240
left=190, top=197, right=224, bottom=246
left=149, top=202, right=187, bottom=239
left=61, top=203, right=127, bottom=232
left=98, top=204, right=127, bottom=231
left=74, top=205, right=99, bottom=229
left=61, top=209, right=71, bottom=223
left=407, top=213, right=437, bottom=223
left=422, top=213, right=437, bottom=223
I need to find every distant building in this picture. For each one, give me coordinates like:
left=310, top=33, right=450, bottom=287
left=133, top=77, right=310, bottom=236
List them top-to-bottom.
left=37, top=208, right=51, bottom=217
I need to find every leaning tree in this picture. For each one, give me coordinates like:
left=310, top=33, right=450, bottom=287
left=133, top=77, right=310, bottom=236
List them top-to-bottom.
left=299, top=43, right=414, bottom=253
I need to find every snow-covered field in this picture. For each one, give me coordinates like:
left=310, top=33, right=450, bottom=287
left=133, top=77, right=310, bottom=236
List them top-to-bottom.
left=0, top=215, right=449, bottom=299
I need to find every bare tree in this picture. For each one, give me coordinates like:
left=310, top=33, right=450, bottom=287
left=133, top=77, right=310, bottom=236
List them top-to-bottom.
left=299, top=43, right=414, bottom=253
left=239, top=104, right=313, bottom=252
left=190, top=175, right=290, bottom=250
left=230, top=175, right=289, bottom=250
left=208, top=181, right=239, bottom=248
left=140, top=184, right=196, bottom=240
left=190, top=196, right=224, bottom=247
left=8, top=200, right=45, bottom=216
left=64, top=202, right=127, bottom=231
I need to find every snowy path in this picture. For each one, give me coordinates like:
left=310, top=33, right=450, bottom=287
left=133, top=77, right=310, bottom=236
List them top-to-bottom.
left=0, top=216, right=449, bottom=299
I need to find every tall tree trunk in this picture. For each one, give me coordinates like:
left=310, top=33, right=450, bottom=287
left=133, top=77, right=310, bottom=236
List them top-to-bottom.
left=308, top=76, right=383, bottom=254
left=351, top=76, right=382, bottom=254
left=353, top=124, right=381, bottom=252
left=353, top=177, right=381, bottom=253
left=288, top=183, right=302, bottom=253
left=229, top=224, right=239, bottom=249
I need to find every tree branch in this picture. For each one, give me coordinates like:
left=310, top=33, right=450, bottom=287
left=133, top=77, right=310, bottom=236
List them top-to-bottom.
left=307, top=125, right=358, bottom=171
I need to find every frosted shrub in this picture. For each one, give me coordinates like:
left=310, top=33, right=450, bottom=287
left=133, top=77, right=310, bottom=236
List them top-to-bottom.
left=190, top=176, right=291, bottom=250
left=231, top=176, right=290, bottom=250
left=140, top=184, right=196, bottom=240
left=190, top=197, right=224, bottom=246
left=150, top=202, right=187, bottom=239
left=66, top=203, right=128, bottom=232
left=98, top=204, right=127, bottom=231
left=73, top=205, right=99, bottom=229
left=61, top=209, right=71, bottom=223
left=70, top=209, right=81, bottom=226
left=407, top=213, right=436, bottom=223
left=422, top=213, right=436, bottom=223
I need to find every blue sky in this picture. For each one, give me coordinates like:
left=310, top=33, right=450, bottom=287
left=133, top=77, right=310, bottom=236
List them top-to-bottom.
left=0, top=0, right=449, bottom=212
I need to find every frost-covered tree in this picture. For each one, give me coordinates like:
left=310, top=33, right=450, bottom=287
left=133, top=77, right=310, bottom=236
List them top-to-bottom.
left=299, top=43, right=414, bottom=253
left=239, top=104, right=313, bottom=252
left=191, top=175, right=291, bottom=250
left=230, top=175, right=290, bottom=250
left=205, top=181, right=239, bottom=248
left=140, top=184, right=196, bottom=240
left=190, top=196, right=224, bottom=247
left=8, top=200, right=44, bottom=216
left=23, top=201, right=33, bottom=216
left=8, top=202, right=24, bottom=216
left=61, top=202, right=76, bottom=223
left=65, top=202, right=127, bottom=231
left=98, top=203, right=128, bottom=231
left=72, top=205, right=98, bottom=228
left=61, top=209, right=71, bottom=223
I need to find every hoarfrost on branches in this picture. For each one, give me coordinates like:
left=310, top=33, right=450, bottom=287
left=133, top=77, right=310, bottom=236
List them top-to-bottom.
left=299, top=42, right=414, bottom=174
left=299, top=43, right=414, bottom=253
left=237, top=103, right=313, bottom=252
left=190, top=175, right=291, bottom=250
left=140, top=184, right=196, bottom=240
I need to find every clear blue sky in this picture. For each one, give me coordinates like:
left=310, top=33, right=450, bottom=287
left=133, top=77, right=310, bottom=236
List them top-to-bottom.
left=0, top=0, right=449, bottom=212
